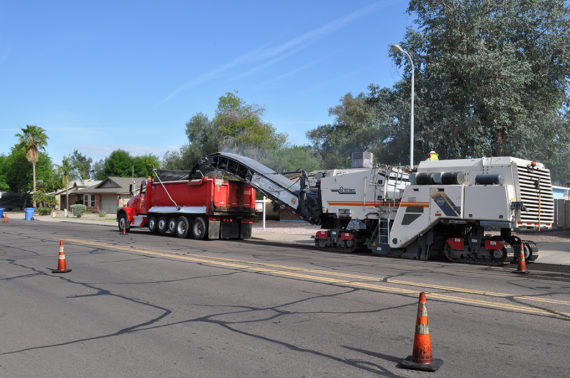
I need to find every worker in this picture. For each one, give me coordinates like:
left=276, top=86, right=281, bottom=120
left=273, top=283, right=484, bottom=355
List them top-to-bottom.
left=428, top=151, right=439, bottom=161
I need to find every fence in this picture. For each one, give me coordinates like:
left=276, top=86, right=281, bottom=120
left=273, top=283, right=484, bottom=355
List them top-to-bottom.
left=554, top=199, right=570, bottom=229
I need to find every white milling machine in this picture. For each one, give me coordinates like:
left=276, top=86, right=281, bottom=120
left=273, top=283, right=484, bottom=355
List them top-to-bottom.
left=201, top=152, right=554, bottom=265
left=316, top=157, right=554, bottom=264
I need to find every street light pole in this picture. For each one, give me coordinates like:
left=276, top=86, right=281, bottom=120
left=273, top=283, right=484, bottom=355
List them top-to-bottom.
left=391, top=44, right=414, bottom=169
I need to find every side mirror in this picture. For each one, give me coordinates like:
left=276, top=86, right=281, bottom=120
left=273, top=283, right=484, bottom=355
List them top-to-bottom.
left=129, top=184, right=133, bottom=195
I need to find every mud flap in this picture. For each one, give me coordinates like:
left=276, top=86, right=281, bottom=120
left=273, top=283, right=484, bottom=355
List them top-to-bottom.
left=208, top=219, right=220, bottom=240
left=240, top=220, right=253, bottom=239
left=221, top=221, right=240, bottom=239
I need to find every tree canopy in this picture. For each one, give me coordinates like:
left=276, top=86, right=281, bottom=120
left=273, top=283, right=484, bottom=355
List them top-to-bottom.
left=307, top=0, right=569, bottom=182
left=162, top=91, right=323, bottom=173
left=170, top=91, right=287, bottom=170
left=15, top=125, right=49, bottom=194
left=1, top=147, right=58, bottom=193
left=69, top=149, right=92, bottom=179
left=94, top=150, right=161, bottom=179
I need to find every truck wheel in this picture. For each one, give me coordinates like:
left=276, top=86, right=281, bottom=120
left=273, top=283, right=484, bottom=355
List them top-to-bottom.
left=118, top=214, right=130, bottom=233
left=148, top=216, right=158, bottom=233
left=176, top=216, right=190, bottom=238
left=157, top=217, right=168, bottom=234
left=191, top=217, right=207, bottom=240
left=168, top=218, right=177, bottom=233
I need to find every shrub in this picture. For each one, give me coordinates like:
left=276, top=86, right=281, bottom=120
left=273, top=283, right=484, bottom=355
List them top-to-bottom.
left=32, top=192, right=57, bottom=208
left=70, top=204, right=87, bottom=218
left=37, top=208, right=52, bottom=216
left=98, top=210, right=107, bottom=217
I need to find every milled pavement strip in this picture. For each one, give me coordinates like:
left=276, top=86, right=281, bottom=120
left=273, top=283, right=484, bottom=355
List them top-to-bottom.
left=61, top=238, right=570, bottom=318
left=67, top=238, right=570, bottom=307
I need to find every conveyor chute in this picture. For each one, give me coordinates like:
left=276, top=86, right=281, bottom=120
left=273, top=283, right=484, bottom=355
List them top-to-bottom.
left=198, top=152, right=322, bottom=224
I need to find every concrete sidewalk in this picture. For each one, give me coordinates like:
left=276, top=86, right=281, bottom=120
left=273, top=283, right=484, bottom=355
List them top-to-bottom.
left=27, top=214, right=570, bottom=265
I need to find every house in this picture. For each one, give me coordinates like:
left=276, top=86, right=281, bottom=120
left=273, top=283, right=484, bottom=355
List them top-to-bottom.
left=78, top=177, right=147, bottom=214
left=53, top=179, right=101, bottom=210
left=552, top=185, right=570, bottom=200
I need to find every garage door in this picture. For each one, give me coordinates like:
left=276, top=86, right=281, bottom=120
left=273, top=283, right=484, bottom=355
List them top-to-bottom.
left=101, top=195, right=118, bottom=214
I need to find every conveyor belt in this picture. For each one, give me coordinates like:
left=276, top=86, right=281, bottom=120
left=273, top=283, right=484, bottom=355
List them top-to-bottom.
left=200, top=152, right=322, bottom=224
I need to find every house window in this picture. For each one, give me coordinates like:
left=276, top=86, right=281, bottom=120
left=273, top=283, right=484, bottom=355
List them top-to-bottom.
left=84, top=194, right=89, bottom=206
left=91, top=195, right=96, bottom=208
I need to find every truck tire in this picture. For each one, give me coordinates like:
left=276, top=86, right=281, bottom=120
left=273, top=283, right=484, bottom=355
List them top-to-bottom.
left=118, top=213, right=130, bottom=233
left=148, top=216, right=158, bottom=233
left=176, top=216, right=190, bottom=238
left=157, top=217, right=168, bottom=234
left=191, top=217, right=207, bottom=240
left=168, top=218, right=177, bottom=234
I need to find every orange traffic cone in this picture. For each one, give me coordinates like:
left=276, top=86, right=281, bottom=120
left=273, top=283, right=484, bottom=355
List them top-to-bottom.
left=4, top=213, right=7, bottom=223
left=121, top=221, right=127, bottom=235
left=52, top=240, right=72, bottom=273
left=512, top=242, right=528, bottom=274
left=400, top=292, right=443, bottom=372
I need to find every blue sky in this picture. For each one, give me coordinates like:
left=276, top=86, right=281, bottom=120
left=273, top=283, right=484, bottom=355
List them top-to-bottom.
left=0, top=0, right=413, bottom=165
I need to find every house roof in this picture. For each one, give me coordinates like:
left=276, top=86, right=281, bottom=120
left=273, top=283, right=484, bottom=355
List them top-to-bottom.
left=78, top=177, right=147, bottom=195
left=52, top=179, right=102, bottom=196
left=552, top=185, right=570, bottom=192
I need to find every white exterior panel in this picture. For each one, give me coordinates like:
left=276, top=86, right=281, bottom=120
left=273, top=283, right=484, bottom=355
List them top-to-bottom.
left=464, top=186, right=511, bottom=222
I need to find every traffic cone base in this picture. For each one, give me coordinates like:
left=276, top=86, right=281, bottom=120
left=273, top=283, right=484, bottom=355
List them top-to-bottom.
left=52, top=241, right=71, bottom=273
left=52, top=268, right=72, bottom=273
left=512, top=269, right=529, bottom=274
left=400, top=355, right=443, bottom=372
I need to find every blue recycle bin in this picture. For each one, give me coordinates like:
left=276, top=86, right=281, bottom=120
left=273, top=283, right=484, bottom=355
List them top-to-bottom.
left=24, top=207, right=35, bottom=221
left=0, top=208, right=4, bottom=218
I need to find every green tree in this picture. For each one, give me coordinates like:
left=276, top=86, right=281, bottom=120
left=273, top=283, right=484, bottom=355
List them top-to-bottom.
left=307, top=0, right=569, bottom=180
left=398, top=0, right=569, bottom=162
left=213, top=91, right=286, bottom=150
left=178, top=92, right=287, bottom=168
left=307, top=92, right=385, bottom=168
left=15, top=125, right=49, bottom=199
left=270, top=145, right=323, bottom=172
left=4, top=147, right=58, bottom=193
left=162, top=149, right=188, bottom=170
left=69, top=150, right=93, bottom=179
left=103, top=150, right=133, bottom=177
left=0, top=154, right=10, bottom=191
left=133, top=154, right=161, bottom=177
left=58, top=156, right=75, bottom=211
left=92, top=159, right=105, bottom=180
left=32, top=192, right=57, bottom=209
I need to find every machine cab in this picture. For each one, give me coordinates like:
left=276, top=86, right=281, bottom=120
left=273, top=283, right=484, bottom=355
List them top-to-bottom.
left=126, top=179, right=149, bottom=213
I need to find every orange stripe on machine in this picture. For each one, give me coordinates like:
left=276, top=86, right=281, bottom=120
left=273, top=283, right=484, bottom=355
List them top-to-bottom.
left=327, top=201, right=403, bottom=207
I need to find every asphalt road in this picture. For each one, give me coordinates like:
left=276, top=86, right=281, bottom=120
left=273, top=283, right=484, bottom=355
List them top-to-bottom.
left=1, top=220, right=569, bottom=377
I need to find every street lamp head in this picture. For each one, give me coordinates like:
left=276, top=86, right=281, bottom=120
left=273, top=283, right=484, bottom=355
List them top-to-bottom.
left=391, top=44, right=404, bottom=54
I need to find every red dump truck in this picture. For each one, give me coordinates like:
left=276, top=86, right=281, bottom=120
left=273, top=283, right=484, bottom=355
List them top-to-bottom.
left=117, top=171, right=256, bottom=240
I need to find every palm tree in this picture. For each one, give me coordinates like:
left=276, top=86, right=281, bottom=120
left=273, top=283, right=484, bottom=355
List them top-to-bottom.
left=15, top=125, right=49, bottom=206
left=59, top=156, right=75, bottom=213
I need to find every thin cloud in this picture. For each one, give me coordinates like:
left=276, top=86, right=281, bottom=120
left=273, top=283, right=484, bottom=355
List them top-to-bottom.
left=160, top=2, right=384, bottom=104
left=160, top=45, right=268, bottom=104
left=256, top=49, right=344, bottom=88
left=300, top=63, right=379, bottom=96
left=49, top=126, right=115, bottom=132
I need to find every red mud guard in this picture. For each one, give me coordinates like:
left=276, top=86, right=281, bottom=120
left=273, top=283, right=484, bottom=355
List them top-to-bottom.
left=316, top=231, right=329, bottom=239
left=446, top=237, right=464, bottom=250
left=484, top=240, right=505, bottom=250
